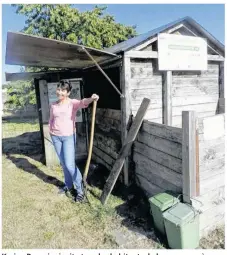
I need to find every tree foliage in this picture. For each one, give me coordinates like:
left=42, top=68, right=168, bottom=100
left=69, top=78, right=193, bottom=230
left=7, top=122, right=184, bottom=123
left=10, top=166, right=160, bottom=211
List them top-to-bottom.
left=10, top=4, right=137, bottom=108
left=12, top=4, right=137, bottom=49
left=5, top=80, right=36, bottom=109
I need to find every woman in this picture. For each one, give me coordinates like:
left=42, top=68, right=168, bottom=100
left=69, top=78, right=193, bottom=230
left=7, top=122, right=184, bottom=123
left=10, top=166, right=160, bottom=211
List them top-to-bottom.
left=49, top=80, right=99, bottom=202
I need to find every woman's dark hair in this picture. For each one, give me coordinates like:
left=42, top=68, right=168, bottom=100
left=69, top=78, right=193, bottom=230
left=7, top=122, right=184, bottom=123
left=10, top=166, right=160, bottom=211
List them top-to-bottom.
left=57, top=80, right=72, bottom=93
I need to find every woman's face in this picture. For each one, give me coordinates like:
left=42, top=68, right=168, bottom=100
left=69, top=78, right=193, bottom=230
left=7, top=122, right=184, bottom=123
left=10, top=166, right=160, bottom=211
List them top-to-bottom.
left=56, top=87, right=70, bottom=101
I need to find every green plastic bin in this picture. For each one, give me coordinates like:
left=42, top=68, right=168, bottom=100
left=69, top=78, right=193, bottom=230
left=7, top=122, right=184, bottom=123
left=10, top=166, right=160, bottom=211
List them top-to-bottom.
left=149, top=193, right=179, bottom=234
left=163, top=202, right=199, bottom=249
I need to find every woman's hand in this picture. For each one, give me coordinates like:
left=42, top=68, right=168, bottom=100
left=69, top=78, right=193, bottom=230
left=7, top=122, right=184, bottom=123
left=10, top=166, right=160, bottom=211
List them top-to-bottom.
left=91, top=94, right=99, bottom=101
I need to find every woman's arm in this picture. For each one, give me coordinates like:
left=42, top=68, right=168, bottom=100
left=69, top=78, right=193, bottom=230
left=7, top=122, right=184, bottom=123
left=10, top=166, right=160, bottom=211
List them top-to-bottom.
left=72, top=94, right=99, bottom=109
left=82, top=94, right=99, bottom=106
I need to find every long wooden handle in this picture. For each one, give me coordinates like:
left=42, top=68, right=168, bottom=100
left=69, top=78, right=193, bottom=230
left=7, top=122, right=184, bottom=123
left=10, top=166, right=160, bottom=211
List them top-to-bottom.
left=83, top=100, right=97, bottom=184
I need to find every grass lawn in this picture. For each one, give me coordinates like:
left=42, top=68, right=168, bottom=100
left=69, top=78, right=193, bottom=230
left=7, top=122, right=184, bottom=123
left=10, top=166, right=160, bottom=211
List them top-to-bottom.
left=1, top=117, right=225, bottom=249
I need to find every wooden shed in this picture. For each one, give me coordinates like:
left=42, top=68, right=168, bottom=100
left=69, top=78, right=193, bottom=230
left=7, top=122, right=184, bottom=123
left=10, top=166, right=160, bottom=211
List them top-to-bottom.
left=6, top=16, right=225, bottom=186
left=6, top=16, right=225, bottom=236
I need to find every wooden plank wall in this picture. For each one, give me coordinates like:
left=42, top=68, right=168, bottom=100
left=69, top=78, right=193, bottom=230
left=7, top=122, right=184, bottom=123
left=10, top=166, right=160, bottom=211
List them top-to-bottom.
left=130, top=59, right=163, bottom=123
left=130, top=60, right=220, bottom=127
left=171, top=63, right=220, bottom=127
left=91, top=108, right=122, bottom=171
left=193, top=113, right=225, bottom=236
left=197, top=114, right=225, bottom=195
left=134, top=120, right=183, bottom=197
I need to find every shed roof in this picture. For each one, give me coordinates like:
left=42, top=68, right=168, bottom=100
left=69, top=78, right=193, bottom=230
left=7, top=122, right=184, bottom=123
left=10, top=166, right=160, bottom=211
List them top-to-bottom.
left=106, top=16, right=225, bottom=54
left=5, top=32, right=119, bottom=69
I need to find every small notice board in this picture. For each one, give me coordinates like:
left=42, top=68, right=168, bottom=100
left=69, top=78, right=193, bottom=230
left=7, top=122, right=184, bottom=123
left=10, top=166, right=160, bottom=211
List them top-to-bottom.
left=158, top=33, right=208, bottom=71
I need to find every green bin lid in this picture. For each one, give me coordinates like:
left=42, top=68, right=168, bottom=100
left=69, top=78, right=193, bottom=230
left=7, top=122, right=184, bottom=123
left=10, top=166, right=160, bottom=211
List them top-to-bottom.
left=149, top=193, right=179, bottom=211
left=163, top=202, right=198, bottom=226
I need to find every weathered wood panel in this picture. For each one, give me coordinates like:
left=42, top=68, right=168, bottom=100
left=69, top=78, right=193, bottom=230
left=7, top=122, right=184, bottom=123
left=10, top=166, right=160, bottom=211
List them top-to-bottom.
left=121, top=55, right=132, bottom=185
left=129, top=55, right=220, bottom=127
left=130, top=59, right=163, bottom=125
left=219, top=62, right=224, bottom=98
left=170, top=64, right=220, bottom=127
left=131, top=66, right=154, bottom=79
left=163, top=71, right=172, bottom=125
left=172, top=77, right=219, bottom=87
left=130, top=78, right=162, bottom=89
left=39, top=80, right=50, bottom=123
left=39, top=80, right=59, bottom=166
left=172, top=87, right=218, bottom=97
left=133, top=96, right=219, bottom=109
left=218, top=98, right=225, bottom=114
left=131, top=103, right=218, bottom=126
left=173, top=103, right=218, bottom=115
left=91, top=108, right=121, bottom=171
left=96, top=108, right=121, bottom=120
left=95, top=109, right=121, bottom=132
left=172, top=111, right=217, bottom=128
left=182, top=111, right=197, bottom=203
left=193, top=113, right=225, bottom=237
left=191, top=114, right=225, bottom=237
left=197, top=114, right=225, bottom=195
left=134, top=120, right=183, bottom=197
left=141, top=120, right=182, bottom=143
left=75, top=123, right=87, bottom=159
left=43, top=124, right=59, bottom=167
left=137, top=131, right=182, bottom=159
left=93, top=140, right=118, bottom=160
left=134, top=142, right=182, bottom=173
left=93, top=146, right=115, bottom=166
left=92, top=152, right=112, bottom=171
left=134, top=155, right=182, bottom=193
left=135, top=159, right=182, bottom=193
left=200, top=170, right=225, bottom=195
left=136, top=174, right=163, bottom=197
left=192, top=185, right=225, bottom=237
left=192, top=185, right=225, bottom=212
left=199, top=202, right=225, bottom=236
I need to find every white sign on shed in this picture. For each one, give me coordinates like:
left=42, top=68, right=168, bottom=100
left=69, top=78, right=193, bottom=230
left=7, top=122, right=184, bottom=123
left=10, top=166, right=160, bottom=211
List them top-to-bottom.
left=158, top=33, right=207, bottom=71
left=47, top=80, right=83, bottom=122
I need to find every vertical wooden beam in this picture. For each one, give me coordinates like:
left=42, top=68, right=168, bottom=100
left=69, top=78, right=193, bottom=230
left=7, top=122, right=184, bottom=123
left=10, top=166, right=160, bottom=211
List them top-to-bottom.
left=120, top=55, right=132, bottom=186
left=218, top=62, right=225, bottom=113
left=163, top=71, right=172, bottom=125
left=34, top=78, right=45, bottom=156
left=39, top=80, right=59, bottom=167
left=39, top=80, right=50, bottom=123
left=182, top=111, right=197, bottom=203
left=196, top=131, right=200, bottom=196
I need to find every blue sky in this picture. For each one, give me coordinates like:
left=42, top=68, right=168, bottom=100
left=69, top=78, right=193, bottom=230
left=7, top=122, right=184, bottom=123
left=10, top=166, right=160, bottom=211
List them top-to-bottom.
left=2, top=4, right=225, bottom=83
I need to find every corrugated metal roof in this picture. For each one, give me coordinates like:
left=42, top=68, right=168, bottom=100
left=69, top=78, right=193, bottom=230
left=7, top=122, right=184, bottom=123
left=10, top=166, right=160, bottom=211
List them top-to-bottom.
left=106, top=16, right=225, bottom=54
left=6, top=32, right=119, bottom=69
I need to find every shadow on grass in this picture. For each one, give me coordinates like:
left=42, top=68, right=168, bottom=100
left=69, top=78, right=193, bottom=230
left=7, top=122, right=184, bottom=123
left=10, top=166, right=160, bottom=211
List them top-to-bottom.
left=2, top=116, right=39, bottom=124
left=2, top=124, right=168, bottom=247
left=2, top=131, right=43, bottom=162
left=6, top=154, right=64, bottom=188
left=78, top=160, right=168, bottom=248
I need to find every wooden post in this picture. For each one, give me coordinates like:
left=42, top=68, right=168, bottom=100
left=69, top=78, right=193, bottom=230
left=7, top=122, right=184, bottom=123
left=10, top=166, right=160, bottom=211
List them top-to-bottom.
left=120, top=55, right=132, bottom=186
left=218, top=62, right=225, bottom=113
left=163, top=71, right=172, bottom=125
left=34, top=78, right=45, bottom=156
left=39, top=80, right=59, bottom=167
left=39, top=80, right=50, bottom=123
left=182, top=111, right=197, bottom=203
left=195, top=131, right=200, bottom=196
